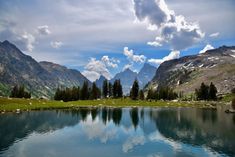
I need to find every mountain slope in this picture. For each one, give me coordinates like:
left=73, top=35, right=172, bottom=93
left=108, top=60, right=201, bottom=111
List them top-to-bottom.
left=0, top=40, right=90, bottom=98
left=148, top=46, right=235, bottom=94
left=40, top=61, right=90, bottom=88
left=137, top=63, right=156, bottom=89
left=95, top=75, right=107, bottom=89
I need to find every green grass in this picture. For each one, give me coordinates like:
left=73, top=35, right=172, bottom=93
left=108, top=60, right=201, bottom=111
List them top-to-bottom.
left=221, top=93, right=235, bottom=102
left=0, top=97, right=226, bottom=112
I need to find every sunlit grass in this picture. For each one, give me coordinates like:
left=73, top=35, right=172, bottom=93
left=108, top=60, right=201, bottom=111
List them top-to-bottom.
left=0, top=97, right=228, bottom=112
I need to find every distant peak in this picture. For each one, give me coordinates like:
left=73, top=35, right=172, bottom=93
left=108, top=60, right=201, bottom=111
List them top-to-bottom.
left=2, top=40, right=13, bottom=46
left=3, top=40, right=11, bottom=44
left=124, top=68, right=132, bottom=72
left=99, top=75, right=106, bottom=80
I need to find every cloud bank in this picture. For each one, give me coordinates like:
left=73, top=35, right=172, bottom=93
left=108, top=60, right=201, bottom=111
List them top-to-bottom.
left=133, top=0, right=204, bottom=50
left=82, top=56, right=119, bottom=82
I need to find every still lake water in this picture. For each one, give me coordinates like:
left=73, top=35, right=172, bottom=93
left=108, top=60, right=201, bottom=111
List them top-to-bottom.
left=0, top=106, right=235, bottom=157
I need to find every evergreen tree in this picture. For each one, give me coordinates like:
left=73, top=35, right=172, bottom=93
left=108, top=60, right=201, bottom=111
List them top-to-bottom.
left=102, top=79, right=108, bottom=98
left=112, top=79, right=123, bottom=98
left=117, top=79, right=123, bottom=98
left=130, top=79, right=139, bottom=100
left=113, top=80, right=118, bottom=98
left=80, top=81, right=89, bottom=100
left=91, top=82, right=99, bottom=100
left=108, top=82, right=113, bottom=97
left=196, top=82, right=209, bottom=100
left=209, top=82, right=217, bottom=100
left=10, top=85, right=31, bottom=98
left=10, top=85, right=18, bottom=98
left=146, top=86, right=177, bottom=100
left=54, top=88, right=61, bottom=100
left=147, top=88, right=154, bottom=100
left=139, top=90, right=145, bottom=100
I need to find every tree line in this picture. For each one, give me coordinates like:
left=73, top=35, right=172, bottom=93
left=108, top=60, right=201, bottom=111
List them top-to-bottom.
left=9, top=79, right=219, bottom=102
left=54, top=79, right=123, bottom=102
left=102, top=79, right=123, bottom=98
left=129, top=79, right=177, bottom=101
left=10, top=85, right=31, bottom=98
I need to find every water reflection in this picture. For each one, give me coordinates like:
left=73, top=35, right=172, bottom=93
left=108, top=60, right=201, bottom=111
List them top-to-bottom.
left=0, top=107, right=234, bottom=157
left=130, top=108, right=139, bottom=129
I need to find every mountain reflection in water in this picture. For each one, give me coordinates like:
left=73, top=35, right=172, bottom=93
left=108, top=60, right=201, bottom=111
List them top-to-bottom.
left=0, top=107, right=234, bottom=157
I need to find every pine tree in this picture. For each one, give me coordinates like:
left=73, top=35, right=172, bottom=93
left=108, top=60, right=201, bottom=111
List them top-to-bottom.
left=102, top=79, right=108, bottom=98
left=117, top=79, right=123, bottom=98
left=130, top=79, right=139, bottom=100
left=113, top=80, right=118, bottom=98
left=80, top=81, right=89, bottom=100
left=91, top=82, right=99, bottom=100
left=108, top=82, right=113, bottom=97
left=195, top=82, right=210, bottom=100
left=209, top=82, right=217, bottom=100
left=10, top=85, right=31, bottom=98
left=10, top=85, right=18, bottom=98
left=54, top=88, right=61, bottom=100
left=147, top=88, right=154, bottom=100
left=139, top=90, right=145, bottom=100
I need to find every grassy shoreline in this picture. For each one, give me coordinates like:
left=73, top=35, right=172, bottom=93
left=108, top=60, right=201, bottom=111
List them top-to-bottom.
left=0, top=97, right=230, bottom=113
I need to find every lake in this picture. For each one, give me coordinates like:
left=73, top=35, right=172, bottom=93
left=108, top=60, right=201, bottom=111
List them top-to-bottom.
left=0, top=106, right=235, bottom=157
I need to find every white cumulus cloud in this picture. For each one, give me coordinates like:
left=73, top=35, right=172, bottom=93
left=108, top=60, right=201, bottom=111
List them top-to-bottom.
left=133, top=0, right=204, bottom=50
left=37, top=25, right=51, bottom=35
left=17, top=32, right=36, bottom=52
left=209, top=32, right=219, bottom=38
left=51, top=41, right=63, bottom=49
left=199, top=44, right=214, bottom=54
left=123, top=47, right=146, bottom=63
left=148, top=50, right=180, bottom=65
left=101, top=55, right=119, bottom=68
left=82, top=56, right=119, bottom=81
left=82, top=58, right=111, bottom=82
left=122, top=136, right=146, bottom=153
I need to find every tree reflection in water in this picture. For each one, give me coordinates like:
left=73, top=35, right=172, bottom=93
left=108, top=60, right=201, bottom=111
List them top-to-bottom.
left=0, top=107, right=235, bottom=156
left=112, top=108, right=122, bottom=126
left=130, top=108, right=139, bottom=129
left=154, top=108, right=235, bottom=156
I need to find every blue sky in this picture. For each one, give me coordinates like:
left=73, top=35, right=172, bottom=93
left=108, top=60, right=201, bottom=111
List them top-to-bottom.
left=0, top=0, right=235, bottom=81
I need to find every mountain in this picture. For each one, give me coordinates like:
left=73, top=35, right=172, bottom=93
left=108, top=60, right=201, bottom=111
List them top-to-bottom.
left=0, top=40, right=90, bottom=98
left=147, top=46, right=235, bottom=95
left=39, top=61, right=89, bottom=88
left=137, top=63, right=156, bottom=89
left=110, top=64, right=156, bottom=95
left=111, top=68, right=137, bottom=95
left=95, top=75, right=107, bottom=89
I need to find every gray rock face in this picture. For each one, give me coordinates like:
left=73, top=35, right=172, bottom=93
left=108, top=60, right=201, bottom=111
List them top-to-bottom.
left=0, top=40, right=90, bottom=98
left=148, top=46, right=235, bottom=94
left=137, top=63, right=156, bottom=89
left=95, top=75, right=106, bottom=89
